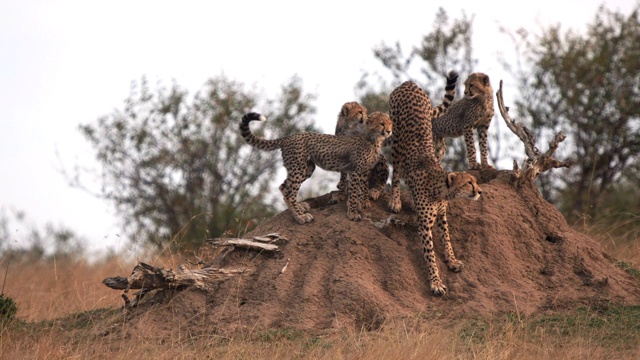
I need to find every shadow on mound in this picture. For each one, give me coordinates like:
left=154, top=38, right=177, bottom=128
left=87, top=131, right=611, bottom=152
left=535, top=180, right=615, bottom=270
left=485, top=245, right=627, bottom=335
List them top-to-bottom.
left=119, top=170, right=640, bottom=334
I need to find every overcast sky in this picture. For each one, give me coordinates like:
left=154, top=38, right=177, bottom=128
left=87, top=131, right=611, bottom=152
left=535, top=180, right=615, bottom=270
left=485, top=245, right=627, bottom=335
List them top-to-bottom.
left=0, top=0, right=635, bottom=256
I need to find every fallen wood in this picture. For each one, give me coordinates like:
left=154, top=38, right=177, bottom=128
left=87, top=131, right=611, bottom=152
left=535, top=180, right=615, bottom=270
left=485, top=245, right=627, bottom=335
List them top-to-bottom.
left=496, top=80, right=574, bottom=186
left=206, top=232, right=288, bottom=252
left=103, top=233, right=288, bottom=309
left=208, top=238, right=281, bottom=252
left=102, top=262, right=250, bottom=291
left=103, top=262, right=251, bottom=309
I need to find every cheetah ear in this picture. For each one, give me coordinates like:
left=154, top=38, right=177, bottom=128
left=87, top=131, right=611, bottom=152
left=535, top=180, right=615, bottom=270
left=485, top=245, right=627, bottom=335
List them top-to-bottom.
left=483, top=75, right=490, bottom=86
left=341, top=105, right=350, bottom=116
left=446, top=173, right=456, bottom=188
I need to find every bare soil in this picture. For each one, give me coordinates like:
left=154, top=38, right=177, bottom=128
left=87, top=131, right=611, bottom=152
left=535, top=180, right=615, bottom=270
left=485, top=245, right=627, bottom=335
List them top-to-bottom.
left=110, top=169, right=640, bottom=336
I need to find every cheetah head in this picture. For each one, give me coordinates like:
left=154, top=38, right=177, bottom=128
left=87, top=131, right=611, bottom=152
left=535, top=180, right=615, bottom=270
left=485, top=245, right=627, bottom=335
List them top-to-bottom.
left=463, top=73, right=492, bottom=99
left=340, top=101, right=368, bottom=126
left=366, top=111, right=393, bottom=140
left=445, top=172, right=482, bottom=201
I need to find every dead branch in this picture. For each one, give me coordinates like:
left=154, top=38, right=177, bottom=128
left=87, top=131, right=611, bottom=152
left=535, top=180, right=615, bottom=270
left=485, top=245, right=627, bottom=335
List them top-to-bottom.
left=496, top=80, right=574, bottom=186
left=206, top=232, right=288, bottom=252
left=103, top=233, right=288, bottom=309
left=102, top=262, right=250, bottom=291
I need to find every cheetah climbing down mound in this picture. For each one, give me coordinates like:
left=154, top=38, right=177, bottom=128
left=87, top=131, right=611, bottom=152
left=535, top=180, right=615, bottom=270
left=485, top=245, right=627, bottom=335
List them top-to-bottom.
left=433, top=72, right=495, bottom=168
left=388, top=79, right=482, bottom=296
left=240, top=111, right=392, bottom=224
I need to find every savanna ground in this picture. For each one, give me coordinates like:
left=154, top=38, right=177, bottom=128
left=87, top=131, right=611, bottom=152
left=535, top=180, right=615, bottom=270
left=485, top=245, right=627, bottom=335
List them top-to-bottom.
left=1, top=176, right=640, bottom=359
left=1, top=236, right=639, bottom=359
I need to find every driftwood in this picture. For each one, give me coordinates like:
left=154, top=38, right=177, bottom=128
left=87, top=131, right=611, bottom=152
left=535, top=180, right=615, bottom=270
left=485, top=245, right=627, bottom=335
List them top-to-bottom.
left=496, top=80, right=574, bottom=186
left=206, top=232, right=289, bottom=252
left=103, top=233, right=287, bottom=309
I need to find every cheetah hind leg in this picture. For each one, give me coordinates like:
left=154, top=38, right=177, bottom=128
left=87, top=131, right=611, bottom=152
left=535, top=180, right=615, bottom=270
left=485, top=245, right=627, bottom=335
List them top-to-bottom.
left=279, top=164, right=314, bottom=224
left=346, top=171, right=367, bottom=221
left=329, top=172, right=349, bottom=204
left=437, top=211, right=464, bottom=272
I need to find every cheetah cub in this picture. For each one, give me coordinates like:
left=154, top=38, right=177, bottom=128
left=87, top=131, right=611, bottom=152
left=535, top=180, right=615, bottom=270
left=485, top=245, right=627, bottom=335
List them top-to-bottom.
left=432, top=72, right=495, bottom=169
left=330, top=102, right=389, bottom=204
left=240, top=111, right=392, bottom=224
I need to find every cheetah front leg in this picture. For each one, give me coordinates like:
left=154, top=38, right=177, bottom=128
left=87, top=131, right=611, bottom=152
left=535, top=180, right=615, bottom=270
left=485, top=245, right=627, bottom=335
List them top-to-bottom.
left=476, top=124, right=493, bottom=169
left=463, top=127, right=480, bottom=170
left=346, top=171, right=367, bottom=221
left=414, top=195, right=446, bottom=296
left=437, top=208, right=464, bottom=272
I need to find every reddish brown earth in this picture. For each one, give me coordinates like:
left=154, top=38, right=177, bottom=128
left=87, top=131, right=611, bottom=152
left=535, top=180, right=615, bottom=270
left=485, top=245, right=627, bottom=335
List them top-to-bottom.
left=113, top=169, right=640, bottom=335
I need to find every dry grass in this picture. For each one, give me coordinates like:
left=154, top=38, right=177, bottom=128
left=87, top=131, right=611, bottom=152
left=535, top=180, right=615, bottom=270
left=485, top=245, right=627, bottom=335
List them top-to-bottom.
left=1, top=220, right=639, bottom=360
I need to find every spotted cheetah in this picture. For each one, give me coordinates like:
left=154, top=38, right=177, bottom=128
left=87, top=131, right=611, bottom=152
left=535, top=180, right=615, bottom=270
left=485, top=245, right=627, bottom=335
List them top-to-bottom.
left=334, top=72, right=459, bottom=203
left=432, top=72, right=495, bottom=169
left=388, top=80, right=482, bottom=296
left=330, top=102, right=382, bottom=203
left=240, top=111, right=392, bottom=224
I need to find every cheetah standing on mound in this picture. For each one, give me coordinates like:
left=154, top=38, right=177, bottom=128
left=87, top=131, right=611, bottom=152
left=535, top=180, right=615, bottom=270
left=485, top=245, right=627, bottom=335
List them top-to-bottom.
left=432, top=72, right=495, bottom=169
left=388, top=79, right=482, bottom=296
left=329, top=101, right=380, bottom=204
left=240, top=111, right=392, bottom=224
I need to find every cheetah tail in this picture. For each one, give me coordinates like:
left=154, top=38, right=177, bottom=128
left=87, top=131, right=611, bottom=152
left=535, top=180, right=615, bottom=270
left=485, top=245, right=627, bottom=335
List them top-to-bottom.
left=432, top=70, right=459, bottom=118
left=239, top=112, right=282, bottom=151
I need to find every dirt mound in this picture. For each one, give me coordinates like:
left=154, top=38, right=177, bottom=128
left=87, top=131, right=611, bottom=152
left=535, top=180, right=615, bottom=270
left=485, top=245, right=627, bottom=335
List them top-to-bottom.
left=121, top=170, right=640, bottom=334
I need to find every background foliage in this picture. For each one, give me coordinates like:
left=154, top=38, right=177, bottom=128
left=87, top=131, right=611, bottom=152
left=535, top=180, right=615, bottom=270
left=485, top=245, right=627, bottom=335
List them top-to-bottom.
left=78, top=76, right=318, bottom=249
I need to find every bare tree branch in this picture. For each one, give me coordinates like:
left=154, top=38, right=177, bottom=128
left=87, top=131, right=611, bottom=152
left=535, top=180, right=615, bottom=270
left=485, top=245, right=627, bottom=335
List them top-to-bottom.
left=497, top=80, right=574, bottom=186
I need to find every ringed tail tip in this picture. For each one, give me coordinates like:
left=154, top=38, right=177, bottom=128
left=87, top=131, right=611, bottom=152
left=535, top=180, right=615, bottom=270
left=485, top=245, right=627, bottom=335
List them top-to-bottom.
left=242, top=112, right=268, bottom=123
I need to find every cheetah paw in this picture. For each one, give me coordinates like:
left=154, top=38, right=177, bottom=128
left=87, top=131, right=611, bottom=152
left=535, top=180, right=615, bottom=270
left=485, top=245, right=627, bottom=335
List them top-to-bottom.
left=369, top=188, right=381, bottom=201
left=329, top=191, right=347, bottom=204
left=388, top=198, right=402, bottom=214
left=362, top=199, right=371, bottom=209
left=298, top=202, right=311, bottom=212
left=347, top=212, right=362, bottom=222
left=294, top=213, right=314, bottom=224
left=448, top=260, right=464, bottom=272
left=430, top=280, right=447, bottom=297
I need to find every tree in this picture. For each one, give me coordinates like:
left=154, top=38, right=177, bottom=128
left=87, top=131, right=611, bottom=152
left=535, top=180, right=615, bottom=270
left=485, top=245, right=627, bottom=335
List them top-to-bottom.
left=511, top=5, right=640, bottom=218
left=78, top=76, right=318, bottom=249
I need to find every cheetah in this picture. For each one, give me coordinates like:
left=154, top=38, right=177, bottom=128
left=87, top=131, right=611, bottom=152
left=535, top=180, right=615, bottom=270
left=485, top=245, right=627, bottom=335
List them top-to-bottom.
left=334, top=72, right=459, bottom=203
left=432, top=72, right=495, bottom=169
left=388, top=80, right=482, bottom=296
left=330, top=102, right=384, bottom=204
left=240, top=111, right=392, bottom=224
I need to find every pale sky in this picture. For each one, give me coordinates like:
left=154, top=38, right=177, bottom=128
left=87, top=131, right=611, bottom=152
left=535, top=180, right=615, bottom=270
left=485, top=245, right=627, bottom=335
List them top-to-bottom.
left=0, top=0, right=635, bottom=255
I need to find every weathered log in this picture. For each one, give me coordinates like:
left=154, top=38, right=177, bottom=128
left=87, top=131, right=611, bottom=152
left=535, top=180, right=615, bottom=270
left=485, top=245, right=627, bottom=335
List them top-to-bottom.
left=496, top=80, right=574, bottom=186
left=206, top=232, right=288, bottom=252
left=103, top=233, right=288, bottom=309
left=102, top=262, right=250, bottom=291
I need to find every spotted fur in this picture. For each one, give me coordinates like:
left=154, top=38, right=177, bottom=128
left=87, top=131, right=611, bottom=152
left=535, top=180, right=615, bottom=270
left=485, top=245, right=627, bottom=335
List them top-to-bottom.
left=433, top=72, right=495, bottom=169
left=388, top=79, right=482, bottom=296
left=240, top=111, right=392, bottom=223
